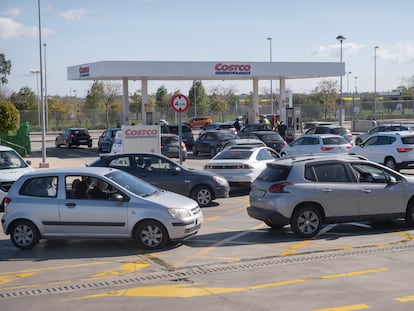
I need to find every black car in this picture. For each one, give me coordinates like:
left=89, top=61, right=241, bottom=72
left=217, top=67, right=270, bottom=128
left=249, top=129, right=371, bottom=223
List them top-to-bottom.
left=237, top=123, right=274, bottom=138
left=161, top=124, right=195, bottom=149
left=55, top=127, right=92, bottom=148
left=98, top=128, right=121, bottom=152
left=193, top=131, right=239, bottom=157
left=245, top=131, right=288, bottom=153
left=161, top=133, right=187, bottom=161
left=88, top=153, right=229, bottom=207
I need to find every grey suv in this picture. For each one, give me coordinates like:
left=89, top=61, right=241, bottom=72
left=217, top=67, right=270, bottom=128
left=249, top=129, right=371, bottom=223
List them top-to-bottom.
left=247, top=155, right=414, bottom=238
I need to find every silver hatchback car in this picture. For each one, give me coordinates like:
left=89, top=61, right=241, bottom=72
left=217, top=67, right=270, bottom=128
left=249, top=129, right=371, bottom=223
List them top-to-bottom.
left=247, top=155, right=414, bottom=238
left=1, top=167, right=203, bottom=249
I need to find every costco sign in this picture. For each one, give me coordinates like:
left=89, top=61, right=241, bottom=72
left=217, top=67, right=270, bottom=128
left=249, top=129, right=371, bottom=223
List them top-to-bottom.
left=214, top=63, right=251, bottom=75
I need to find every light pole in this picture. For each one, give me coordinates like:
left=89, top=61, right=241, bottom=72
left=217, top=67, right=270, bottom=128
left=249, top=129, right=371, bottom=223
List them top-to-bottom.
left=37, top=0, right=48, bottom=167
left=336, top=35, right=346, bottom=126
left=267, top=37, right=273, bottom=116
left=43, top=43, right=48, bottom=132
left=374, top=46, right=379, bottom=120
left=30, top=69, right=41, bottom=127
left=346, top=71, right=352, bottom=94
left=193, top=81, right=197, bottom=117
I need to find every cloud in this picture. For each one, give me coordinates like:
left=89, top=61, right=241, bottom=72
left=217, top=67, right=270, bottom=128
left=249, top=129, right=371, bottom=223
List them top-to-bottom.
left=3, top=7, right=20, bottom=17
left=59, top=9, right=89, bottom=21
left=0, top=18, right=54, bottom=39
left=313, top=42, right=367, bottom=58
left=379, top=42, right=414, bottom=64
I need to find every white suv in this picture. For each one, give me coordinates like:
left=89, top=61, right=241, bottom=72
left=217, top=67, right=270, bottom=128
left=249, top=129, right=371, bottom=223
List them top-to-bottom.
left=349, top=131, right=414, bottom=171
left=0, top=145, right=34, bottom=202
left=248, top=154, right=414, bottom=238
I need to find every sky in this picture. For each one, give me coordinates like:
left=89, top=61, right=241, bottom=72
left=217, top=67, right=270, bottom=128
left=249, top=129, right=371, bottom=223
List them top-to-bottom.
left=2, top=0, right=414, bottom=98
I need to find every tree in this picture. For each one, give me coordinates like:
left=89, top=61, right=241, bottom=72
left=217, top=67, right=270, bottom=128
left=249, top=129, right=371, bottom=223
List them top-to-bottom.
left=0, top=53, right=12, bottom=86
left=312, top=80, right=338, bottom=120
left=85, top=81, right=105, bottom=109
left=103, top=81, right=121, bottom=128
left=188, top=81, right=208, bottom=116
left=155, top=85, right=169, bottom=117
left=9, top=87, right=38, bottom=110
left=209, top=87, right=229, bottom=121
left=0, top=100, right=20, bottom=131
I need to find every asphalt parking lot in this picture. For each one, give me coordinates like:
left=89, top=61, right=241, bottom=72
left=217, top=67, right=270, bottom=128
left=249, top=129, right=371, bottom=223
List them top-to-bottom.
left=3, top=133, right=414, bottom=310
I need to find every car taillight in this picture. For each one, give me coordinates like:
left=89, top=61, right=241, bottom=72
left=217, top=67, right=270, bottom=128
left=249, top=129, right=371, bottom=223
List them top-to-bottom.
left=346, top=145, right=352, bottom=149
left=320, top=146, right=334, bottom=151
left=397, top=147, right=413, bottom=153
left=237, top=164, right=253, bottom=169
left=267, top=182, right=294, bottom=193
left=3, top=197, right=11, bottom=207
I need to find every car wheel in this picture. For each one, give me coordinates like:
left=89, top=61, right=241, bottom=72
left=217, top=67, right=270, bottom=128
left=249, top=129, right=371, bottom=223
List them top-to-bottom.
left=55, top=140, right=60, bottom=148
left=66, top=140, right=71, bottom=148
left=88, top=142, right=92, bottom=148
left=209, top=147, right=217, bottom=157
left=384, top=157, right=397, bottom=171
left=191, top=185, right=213, bottom=207
left=406, top=201, right=414, bottom=226
left=290, top=205, right=322, bottom=238
left=10, top=220, right=40, bottom=249
left=134, top=220, right=169, bottom=250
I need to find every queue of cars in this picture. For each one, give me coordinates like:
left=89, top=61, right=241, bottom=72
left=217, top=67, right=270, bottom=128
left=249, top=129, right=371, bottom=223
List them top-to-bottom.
left=4, top=120, right=414, bottom=250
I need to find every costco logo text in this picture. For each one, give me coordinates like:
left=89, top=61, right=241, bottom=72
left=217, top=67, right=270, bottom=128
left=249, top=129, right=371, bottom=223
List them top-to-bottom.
left=214, top=63, right=251, bottom=75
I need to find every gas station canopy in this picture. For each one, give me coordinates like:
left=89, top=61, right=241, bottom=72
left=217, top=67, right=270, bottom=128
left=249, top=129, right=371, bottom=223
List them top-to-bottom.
left=67, top=60, right=344, bottom=124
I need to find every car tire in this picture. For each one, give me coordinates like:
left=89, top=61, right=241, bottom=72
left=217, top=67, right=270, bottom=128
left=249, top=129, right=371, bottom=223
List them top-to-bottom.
left=55, top=140, right=60, bottom=148
left=66, top=140, right=71, bottom=148
left=88, top=142, right=92, bottom=148
left=193, top=146, right=198, bottom=155
left=384, top=157, right=397, bottom=171
left=191, top=185, right=213, bottom=207
left=406, top=201, right=414, bottom=226
left=290, top=205, right=322, bottom=238
left=10, top=220, right=40, bottom=249
left=134, top=220, right=169, bottom=250
left=264, top=221, right=285, bottom=229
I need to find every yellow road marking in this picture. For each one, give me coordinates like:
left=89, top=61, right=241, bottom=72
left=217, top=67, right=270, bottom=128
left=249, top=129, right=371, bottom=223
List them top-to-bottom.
left=279, top=240, right=310, bottom=256
left=92, top=260, right=150, bottom=278
left=73, top=267, right=387, bottom=300
left=0, top=272, right=34, bottom=285
left=395, top=295, right=414, bottom=302
left=313, top=304, right=371, bottom=311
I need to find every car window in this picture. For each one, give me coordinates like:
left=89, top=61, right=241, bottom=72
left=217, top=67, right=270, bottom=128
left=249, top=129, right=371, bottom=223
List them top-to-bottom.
left=331, top=127, right=349, bottom=135
left=322, top=136, right=347, bottom=145
left=401, top=136, right=414, bottom=144
left=256, top=149, right=279, bottom=160
left=0, top=150, right=28, bottom=169
left=215, top=150, right=252, bottom=160
left=109, top=156, right=130, bottom=167
left=306, top=163, right=351, bottom=183
left=350, top=163, right=395, bottom=183
left=256, top=164, right=291, bottom=182
left=20, top=176, right=58, bottom=197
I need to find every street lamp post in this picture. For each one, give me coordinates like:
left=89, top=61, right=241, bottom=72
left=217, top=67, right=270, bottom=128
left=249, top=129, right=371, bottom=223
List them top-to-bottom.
left=37, top=0, right=48, bottom=167
left=336, top=35, right=346, bottom=126
left=267, top=37, right=273, bottom=116
left=43, top=43, right=48, bottom=132
left=374, top=46, right=379, bottom=120
left=30, top=69, right=41, bottom=127
left=347, top=71, right=352, bottom=94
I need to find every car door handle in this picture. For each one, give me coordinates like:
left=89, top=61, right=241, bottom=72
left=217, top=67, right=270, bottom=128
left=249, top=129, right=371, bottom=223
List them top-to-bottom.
left=321, top=188, right=332, bottom=192
left=362, top=189, right=372, bottom=193
left=65, top=203, right=76, bottom=208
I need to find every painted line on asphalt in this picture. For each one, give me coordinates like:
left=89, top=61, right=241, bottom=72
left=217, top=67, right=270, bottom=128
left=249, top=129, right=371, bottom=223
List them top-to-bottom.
left=70, top=267, right=388, bottom=300
left=313, top=304, right=371, bottom=311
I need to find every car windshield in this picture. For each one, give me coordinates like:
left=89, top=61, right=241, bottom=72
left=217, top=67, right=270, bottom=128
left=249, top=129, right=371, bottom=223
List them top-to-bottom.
left=331, top=128, right=349, bottom=135
left=259, top=133, right=283, bottom=142
left=322, top=136, right=348, bottom=145
left=0, top=150, right=28, bottom=170
left=214, top=150, right=252, bottom=160
left=105, top=170, right=160, bottom=197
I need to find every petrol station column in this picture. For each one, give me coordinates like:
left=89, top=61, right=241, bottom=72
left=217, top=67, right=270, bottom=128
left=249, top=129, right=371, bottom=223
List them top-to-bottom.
left=122, top=78, right=129, bottom=126
left=251, top=78, right=259, bottom=124
left=279, top=78, right=286, bottom=123
left=141, top=79, right=148, bottom=125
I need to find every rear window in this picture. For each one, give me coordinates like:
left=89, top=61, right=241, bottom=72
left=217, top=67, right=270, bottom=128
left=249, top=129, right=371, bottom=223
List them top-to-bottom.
left=331, top=127, right=349, bottom=135
left=72, top=129, right=89, bottom=135
left=162, top=136, right=179, bottom=144
left=322, top=136, right=347, bottom=145
left=401, top=136, right=414, bottom=144
left=214, top=150, right=252, bottom=159
left=256, top=164, right=291, bottom=182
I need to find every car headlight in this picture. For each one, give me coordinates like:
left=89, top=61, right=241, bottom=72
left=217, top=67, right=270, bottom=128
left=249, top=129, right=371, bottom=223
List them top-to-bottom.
left=213, top=175, right=228, bottom=186
left=168, top=208, right=192, bottom=219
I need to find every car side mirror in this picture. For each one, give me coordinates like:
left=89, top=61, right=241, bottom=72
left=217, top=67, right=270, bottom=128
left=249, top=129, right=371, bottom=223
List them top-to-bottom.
left=173, top=166, right=181, bottom=174
left=387, top=176, right=397, bottom=185
left=112, top=193, right=125, bottom=201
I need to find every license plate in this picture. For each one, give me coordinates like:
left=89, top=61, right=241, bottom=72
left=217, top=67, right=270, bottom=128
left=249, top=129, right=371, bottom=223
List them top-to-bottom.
left=80, top=140, right=87, bottom=143
left=169, top=147, right=178, bottom=151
